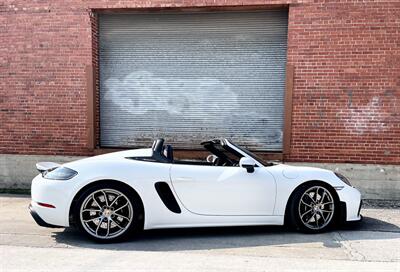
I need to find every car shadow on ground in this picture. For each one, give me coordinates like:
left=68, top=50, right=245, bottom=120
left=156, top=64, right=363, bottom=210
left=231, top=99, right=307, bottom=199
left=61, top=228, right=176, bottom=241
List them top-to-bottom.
left=53, top=215, right=400, bottom=251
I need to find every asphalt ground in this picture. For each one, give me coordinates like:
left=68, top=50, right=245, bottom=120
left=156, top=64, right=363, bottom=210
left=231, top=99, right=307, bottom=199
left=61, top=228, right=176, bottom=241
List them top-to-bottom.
left=0, top=195, right=399, bottom=272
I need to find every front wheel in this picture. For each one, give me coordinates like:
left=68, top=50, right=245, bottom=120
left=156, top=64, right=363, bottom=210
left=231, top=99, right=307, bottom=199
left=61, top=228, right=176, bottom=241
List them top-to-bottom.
left=73, top=183, right=143, bottom=242
left=288, top=183, right=338, bottom=233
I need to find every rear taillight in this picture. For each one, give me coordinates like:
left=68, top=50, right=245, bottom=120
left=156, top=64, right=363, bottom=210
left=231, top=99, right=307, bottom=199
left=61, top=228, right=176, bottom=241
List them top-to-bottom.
left=37, top=202, right=56, bottom=209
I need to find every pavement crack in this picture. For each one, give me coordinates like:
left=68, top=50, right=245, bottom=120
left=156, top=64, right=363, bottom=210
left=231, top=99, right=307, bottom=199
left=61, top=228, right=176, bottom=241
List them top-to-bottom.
left=333, top=231, right=366, bottom=262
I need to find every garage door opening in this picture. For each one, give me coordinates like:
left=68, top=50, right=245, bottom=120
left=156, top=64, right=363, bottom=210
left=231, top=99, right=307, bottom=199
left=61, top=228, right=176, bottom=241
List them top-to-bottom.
left=99, top=10, right=288, bottom=151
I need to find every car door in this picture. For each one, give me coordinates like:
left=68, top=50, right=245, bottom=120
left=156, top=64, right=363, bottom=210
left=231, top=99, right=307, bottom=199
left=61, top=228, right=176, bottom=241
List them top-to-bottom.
left=170, top=164, right=276, bottom=216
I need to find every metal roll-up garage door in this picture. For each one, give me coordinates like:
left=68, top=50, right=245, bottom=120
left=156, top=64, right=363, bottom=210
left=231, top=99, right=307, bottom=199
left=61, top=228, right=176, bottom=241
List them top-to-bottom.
left=99, top=10, right=288, bottom=151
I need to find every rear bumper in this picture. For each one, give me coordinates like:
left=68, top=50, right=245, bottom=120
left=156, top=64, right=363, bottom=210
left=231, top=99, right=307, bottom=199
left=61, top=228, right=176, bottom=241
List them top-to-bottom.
left=30, top=174, right=72, bottom=227
left=28, top=203, right=62, bottom=228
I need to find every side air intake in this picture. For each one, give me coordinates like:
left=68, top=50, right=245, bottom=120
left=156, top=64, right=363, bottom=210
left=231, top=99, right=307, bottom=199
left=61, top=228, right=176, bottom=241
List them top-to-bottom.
left=154, top=182, right=181, bottom=214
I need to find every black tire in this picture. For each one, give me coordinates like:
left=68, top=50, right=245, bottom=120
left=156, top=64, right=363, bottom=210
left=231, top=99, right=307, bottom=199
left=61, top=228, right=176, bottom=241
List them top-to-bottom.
left=287, top=181, right=339, bottom=233
left=73, top=182, right=144, bottom=243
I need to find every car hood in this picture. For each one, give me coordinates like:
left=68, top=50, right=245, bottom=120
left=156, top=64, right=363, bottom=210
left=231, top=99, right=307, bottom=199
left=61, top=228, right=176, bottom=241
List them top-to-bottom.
left=269, top=163, right=334, bottom=180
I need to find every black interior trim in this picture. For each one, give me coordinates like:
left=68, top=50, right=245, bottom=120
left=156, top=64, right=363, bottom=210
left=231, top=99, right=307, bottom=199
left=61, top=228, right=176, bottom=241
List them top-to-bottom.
left=128, top=138, right=243, bottom=166
left=151, top=138, right=172, bottom=163
left=202, top=139, right=242, bottom=166
left=163, top=145, right=174, bottom=162
left=128, top=156, right=159, bottom=163
left=173, top=160, right=212, bottom=165
left=154, top=182, right=181, bottom=214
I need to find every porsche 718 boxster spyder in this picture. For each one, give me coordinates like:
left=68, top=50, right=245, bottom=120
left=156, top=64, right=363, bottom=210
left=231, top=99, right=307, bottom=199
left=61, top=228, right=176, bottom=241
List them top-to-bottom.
left=29, top=138, right=362, bottom=242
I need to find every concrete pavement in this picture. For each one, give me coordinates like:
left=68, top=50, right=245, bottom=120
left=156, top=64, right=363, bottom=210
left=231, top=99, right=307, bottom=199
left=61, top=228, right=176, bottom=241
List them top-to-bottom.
left=0, top=195, right=399, bottom=272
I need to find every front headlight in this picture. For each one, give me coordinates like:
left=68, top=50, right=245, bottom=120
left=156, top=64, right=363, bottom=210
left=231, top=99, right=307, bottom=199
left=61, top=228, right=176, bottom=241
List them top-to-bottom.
left=43, top=167, right=77, bottom=180
left=334, top=172, right=351, bottom=186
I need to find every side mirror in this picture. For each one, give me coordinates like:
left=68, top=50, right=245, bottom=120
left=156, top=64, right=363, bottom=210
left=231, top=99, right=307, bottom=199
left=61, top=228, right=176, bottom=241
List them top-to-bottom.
left=239, top=157, right=257, bottom=173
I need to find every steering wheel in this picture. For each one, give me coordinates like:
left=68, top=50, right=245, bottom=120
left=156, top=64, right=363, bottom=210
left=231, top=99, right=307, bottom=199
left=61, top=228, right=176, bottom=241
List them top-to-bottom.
left=206, top=154, right=234, bottom=166
left=206, top=155, right=218, bottom=164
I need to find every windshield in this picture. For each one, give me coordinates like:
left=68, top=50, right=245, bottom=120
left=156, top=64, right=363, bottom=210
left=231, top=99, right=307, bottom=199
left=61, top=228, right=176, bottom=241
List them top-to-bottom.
left=227, top=141, right=272, bottom=166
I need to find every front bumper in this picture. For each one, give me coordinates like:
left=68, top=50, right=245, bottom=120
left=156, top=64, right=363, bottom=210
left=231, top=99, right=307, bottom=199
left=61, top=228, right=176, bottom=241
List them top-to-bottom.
left=337, top=185, right=363, bottom=222
left=339, top=200, right=363, bottom=224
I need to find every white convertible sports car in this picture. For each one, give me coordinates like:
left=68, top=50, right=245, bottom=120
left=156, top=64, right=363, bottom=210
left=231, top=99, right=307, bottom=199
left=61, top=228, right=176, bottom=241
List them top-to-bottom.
left=30, top=138, right=362, bottom=242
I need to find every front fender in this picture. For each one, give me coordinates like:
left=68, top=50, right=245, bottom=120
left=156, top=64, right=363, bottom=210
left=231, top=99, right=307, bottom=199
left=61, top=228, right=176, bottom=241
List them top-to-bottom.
left=268, top=164, right=349, bottom=216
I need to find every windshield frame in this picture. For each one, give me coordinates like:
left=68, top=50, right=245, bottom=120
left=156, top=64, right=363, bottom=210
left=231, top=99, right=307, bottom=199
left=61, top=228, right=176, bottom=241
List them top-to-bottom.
left=224, top=139, right=273, bottom=167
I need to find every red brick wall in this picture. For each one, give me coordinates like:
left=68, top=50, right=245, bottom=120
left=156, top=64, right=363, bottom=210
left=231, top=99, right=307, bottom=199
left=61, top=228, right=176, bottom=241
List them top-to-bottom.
left=0, top=1, right=399, bottom=164
left=286, top=1, right=400, bottom=164
left=0, top=3, right=92, bottom=155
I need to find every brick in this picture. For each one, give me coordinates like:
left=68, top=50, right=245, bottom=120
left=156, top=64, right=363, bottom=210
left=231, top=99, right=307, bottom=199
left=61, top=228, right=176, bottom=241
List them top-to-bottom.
left=0, top=0, right=399, bottom=165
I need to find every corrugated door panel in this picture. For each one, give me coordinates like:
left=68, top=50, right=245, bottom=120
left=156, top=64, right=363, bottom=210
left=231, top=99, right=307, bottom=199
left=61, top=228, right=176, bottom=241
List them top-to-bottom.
left=99, top=10, right=288, bottom=151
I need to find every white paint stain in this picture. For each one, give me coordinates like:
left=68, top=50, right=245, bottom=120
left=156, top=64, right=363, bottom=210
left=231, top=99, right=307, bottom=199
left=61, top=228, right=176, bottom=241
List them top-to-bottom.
left=101, top=70, right=284, bottom=148
left=103, top=70, right=238, bottom=116
left=340, top=96, right=395, bottom=134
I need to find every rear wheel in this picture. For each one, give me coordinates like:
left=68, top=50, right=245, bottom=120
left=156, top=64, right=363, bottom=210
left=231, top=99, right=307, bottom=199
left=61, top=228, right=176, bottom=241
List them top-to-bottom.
left=288, top=182, right=338, bottom=233
left=74, top=183, right=143, bottom=242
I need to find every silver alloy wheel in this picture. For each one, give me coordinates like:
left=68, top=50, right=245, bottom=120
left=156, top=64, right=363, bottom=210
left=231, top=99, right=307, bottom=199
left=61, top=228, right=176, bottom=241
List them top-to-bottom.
left=298, top=186, right=335, bottom=230
left=79, top=189, right=134, bottom=239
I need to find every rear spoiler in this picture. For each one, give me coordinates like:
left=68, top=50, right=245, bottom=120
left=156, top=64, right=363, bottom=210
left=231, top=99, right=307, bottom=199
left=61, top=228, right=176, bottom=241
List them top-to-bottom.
left=36, top=162, right=60, bottom=174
